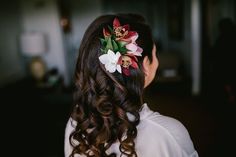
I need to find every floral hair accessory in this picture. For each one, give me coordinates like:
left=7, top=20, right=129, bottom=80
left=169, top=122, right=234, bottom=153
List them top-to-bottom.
left=99, top=18, right=143, bottom=76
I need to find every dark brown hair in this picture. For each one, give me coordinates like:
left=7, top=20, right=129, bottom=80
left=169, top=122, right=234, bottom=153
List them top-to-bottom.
left=69, top=13, right=154, bottom=157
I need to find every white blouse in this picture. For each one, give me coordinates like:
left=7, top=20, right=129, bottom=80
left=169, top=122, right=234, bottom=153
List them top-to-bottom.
left=64, top=103, right=199, bottom=157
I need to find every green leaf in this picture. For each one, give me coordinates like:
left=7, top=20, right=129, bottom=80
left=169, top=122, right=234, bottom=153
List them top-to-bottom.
left=107, top=25, right=115, bottom=40
left=108, top=25, right=113, bottom=33
left=105, top=36, right=109, bottom=40
left=106, top=37, right=113, bottom=50
left=100, top=38, right=106, bottom=46
left=112, top=40, right=119, bottom=52
left=117, top=41, right=127, bottom=48
left=105, top=47, right=110, bottom=54
left=119, top=47, right=128, bottom=54
left=100, top=48, right=106, bottom=54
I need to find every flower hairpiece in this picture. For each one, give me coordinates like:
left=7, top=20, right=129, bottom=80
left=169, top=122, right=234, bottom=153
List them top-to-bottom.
left=99, top=18, right=143, bottom=76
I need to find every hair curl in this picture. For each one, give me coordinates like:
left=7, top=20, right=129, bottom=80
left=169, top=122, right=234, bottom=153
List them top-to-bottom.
left=69, top=13, right=154, bottom=157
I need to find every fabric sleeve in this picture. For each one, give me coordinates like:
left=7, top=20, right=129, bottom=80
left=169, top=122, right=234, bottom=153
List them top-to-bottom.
left=136, top=114, right=199, bottom=157
left=156, top=116, right=198, bottom=156
left=64, top=118, right=86, bottom=157
left=64, top=119, right=74, bottom=157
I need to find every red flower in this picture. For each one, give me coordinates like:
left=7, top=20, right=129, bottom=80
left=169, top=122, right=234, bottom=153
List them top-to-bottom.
left=113, top=18, right=137, bottom=42
left=103, top=27, right=111, bottom=37
left=117, top=54, right=138, bottom=76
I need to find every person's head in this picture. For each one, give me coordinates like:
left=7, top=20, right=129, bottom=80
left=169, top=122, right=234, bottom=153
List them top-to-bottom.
left=70, top=13, right=158, bottom=157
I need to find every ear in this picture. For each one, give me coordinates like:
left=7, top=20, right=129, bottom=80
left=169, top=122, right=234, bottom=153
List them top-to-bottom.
left=142, top=56, right=150, bottom=76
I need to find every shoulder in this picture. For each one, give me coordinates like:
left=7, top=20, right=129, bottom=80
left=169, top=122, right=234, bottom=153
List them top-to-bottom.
left=136, top=104, right=198, bottom=157
left=64, top=118, right=82, bottom=157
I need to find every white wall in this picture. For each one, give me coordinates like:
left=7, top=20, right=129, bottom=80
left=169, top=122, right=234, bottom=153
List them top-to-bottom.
left=19, top=0, right=69, bottom=85
left=63, top=0, right=102, bottom=81
left=70, top=0, right=102, bottom=49
left=153, top=0, right=192, bottom=76
left=191, top=0, right=201, bottom=95
left=0, top=1, right=25, bottom=87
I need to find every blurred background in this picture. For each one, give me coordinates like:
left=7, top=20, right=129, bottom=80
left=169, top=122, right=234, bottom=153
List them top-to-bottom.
left=0, top=0, right=235, bottom=156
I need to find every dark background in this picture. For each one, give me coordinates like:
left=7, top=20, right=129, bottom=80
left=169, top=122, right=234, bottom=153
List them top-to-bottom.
left=1, top=0, right=236, bottom=156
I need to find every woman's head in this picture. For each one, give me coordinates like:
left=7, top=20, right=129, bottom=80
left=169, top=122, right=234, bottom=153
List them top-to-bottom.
left=71, top=13, right=158, bottom=157
left=75, top=13, right=157, bottom=91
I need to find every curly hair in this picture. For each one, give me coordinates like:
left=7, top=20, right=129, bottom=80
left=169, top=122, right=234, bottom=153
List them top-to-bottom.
left=69, top=14, right=154, bottom=157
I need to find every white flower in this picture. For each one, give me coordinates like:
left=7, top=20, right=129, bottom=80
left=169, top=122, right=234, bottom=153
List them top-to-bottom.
left=99, top=49, right=122, bottom=73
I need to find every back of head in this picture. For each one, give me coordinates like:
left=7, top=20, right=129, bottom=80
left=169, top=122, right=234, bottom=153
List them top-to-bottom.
left=70, top=13, right=154, bottom=157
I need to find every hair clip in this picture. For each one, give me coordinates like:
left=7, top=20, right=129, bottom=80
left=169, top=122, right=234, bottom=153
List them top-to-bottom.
left=99, top=18, right=143, bottom=76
